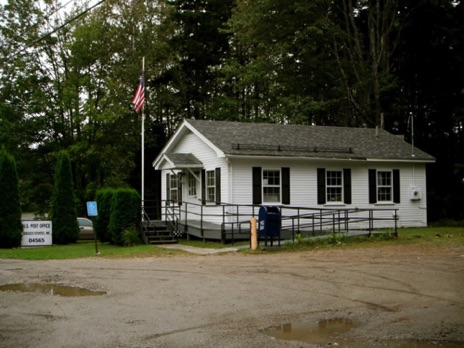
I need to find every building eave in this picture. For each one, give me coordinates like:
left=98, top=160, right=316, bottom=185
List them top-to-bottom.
left=153, top=119, right=226, bottom=169
left=183, top=120, right=226, bottom=158
left=225, top=154, right=435, bottom=163
left=365, top=158, right=436, bottom=163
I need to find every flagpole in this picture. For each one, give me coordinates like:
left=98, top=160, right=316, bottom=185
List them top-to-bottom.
left=141, top=57, right=145, bottom=221
left=411, top=113, right=415, bottom=157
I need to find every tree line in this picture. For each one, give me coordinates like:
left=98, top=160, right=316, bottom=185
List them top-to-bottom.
left=0, top=0, right=463, bottom=222
left=0, top=146, right=142, bottom=247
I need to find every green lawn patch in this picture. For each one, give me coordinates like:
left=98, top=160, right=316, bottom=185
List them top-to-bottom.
left=0, top=227, right=463, bottom=260
left=276, top=227, right=464, bottom=252
left=178, top=238, right=249, bottom=249
left=0, top=241, right=184, bottom=260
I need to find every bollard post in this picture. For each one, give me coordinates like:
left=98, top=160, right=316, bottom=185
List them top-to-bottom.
left=251, top=217, right=258, bottom=251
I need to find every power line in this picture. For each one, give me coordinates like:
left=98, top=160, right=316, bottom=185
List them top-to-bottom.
left=3, top=0, right=77, bottom=53
left=5, top=0, right=107, bottom=61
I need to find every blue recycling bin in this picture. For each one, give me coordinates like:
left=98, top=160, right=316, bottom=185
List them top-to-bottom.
left=258, top=206, right=281, bottom=245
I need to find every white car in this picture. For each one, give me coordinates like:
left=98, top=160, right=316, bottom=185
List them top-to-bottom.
left=77, top=217, right=94, bottom=240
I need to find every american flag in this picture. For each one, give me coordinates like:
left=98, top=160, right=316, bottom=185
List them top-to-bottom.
left=132, top=72, right=145, bottom=113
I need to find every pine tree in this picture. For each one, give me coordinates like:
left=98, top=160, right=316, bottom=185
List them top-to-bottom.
left=0, top=146, right=23, bottom=248
left=51, top=151, right=79, bottom=244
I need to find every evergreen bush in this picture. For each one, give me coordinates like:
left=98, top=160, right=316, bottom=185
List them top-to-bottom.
left=0, top=147, right=23, bottom=248
left=50, top=151, right=79, bottom=244
left=94, top=188, right=115, bottom=243
left=109, top=188, right=141, bottom=246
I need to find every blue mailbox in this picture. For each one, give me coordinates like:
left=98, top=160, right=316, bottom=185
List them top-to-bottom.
left=258, top=206, right=281, bottom=244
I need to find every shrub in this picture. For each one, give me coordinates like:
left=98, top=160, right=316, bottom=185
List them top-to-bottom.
left=0, top=147, right=23, bottom=248
left=50, top=151, right=79, bottom=244
left=94, top=188, right=115, bottom=243
left=109, top=188, right=141, bottom=246
left=122, top=226, right=142, bottom=246
left=372, top=230, right=395, bottom=240
left=328, top=231, right=348, bottom=245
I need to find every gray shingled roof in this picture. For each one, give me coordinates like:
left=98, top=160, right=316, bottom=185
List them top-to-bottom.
left=185, top=119, right=434, bottom=161
left=164, top=153, right=203, bottom=167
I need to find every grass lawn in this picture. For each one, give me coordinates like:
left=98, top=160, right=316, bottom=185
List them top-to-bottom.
left=277, top=226, right=464, bottom=252
left=0, top=227, right=463, bottom=260
left=0, top=241, right=186, bottom=260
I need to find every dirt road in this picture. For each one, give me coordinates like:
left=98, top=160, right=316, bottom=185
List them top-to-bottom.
left=1, top=245, right=463, bottom=348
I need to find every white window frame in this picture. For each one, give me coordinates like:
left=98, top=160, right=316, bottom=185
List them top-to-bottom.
left=262, top=169, right=281, bottom=203
left=206, top=170, right=215, bottom=202
left=326, top=170, right=343, bottom=203
left=377, top=170, right=392, bottom=202
left=188, top=171, right=197, bottom=198
left=169, top=174, right=179, bottom=202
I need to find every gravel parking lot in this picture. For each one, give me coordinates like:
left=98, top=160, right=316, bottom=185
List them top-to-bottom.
left=0, top=245, right=463, bottom=347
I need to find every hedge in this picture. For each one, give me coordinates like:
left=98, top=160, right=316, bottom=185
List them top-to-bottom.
left=0, top=147, right=23, bottom=248
left=94, top=188, right=115, bottom=243
left=108, top=188, right=141, bottom=246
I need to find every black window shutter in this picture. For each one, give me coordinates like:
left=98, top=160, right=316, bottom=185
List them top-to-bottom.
left=215, top=167, right=221, bottom=205
left=252, top=167, right=262, bottom=205
left=282, top=167, right=290, bottom=204
left=317, top=168, right=326, bottom=204
left=201, top=169, right=206, bottom=205
left=343, top=169, right=352, bottom=204
left=368, top=169, right=377, bottom=204
left=393, top=169, right=400, bottom=203
left=166, top=173, right=171, bottom=205
left=177, top=174, right=182, bottom=205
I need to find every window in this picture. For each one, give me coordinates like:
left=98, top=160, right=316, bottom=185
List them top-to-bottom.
left=252, top=167, right=290, bottom=205
left=201, top=168, right=221, bottom=205
left=317, top=168, right=351, bottom=205
left=368, top=169, right=400, bottom=204
left=206, top=170, right=215, bottom=202
left=263, top=170, right=281, bottom=203
left=326, top=171, right=343, bottom=202
left=377, top=171, right=392, bottom=202
left=188, top=172, right=197, bottom=197
left=166, top=173, right=182, bottom=205
left=169, top=174, right=179, bottom=202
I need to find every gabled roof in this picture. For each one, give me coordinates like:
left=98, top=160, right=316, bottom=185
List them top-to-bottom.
left=154, top=119, right=435, bottom=168
left=157, top=153, right=203, bottom=170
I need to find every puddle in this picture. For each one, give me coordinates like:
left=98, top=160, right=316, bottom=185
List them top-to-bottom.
left=0, top=283, right=106, bottom=297
left=265, top=317, right=357, bottom=344
left=264, top=318, right=462, bottom=347
left=387, top=342, right=464, bottom=348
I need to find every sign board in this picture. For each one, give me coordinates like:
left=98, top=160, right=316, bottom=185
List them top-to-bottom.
left=86, top=201, right=98, bottom=217
left=21, top=221, right=52, bottom=247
